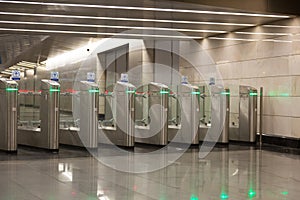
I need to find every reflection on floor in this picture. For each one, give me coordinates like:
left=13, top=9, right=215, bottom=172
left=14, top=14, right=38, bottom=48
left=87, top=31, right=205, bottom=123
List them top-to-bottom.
left=0, top=145, right=299, bottom=200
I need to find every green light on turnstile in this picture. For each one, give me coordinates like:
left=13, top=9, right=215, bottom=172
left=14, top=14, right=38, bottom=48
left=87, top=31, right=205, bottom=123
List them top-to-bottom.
left=6, top=88, right=18, bottom=92
left=49, top=88, right=60, bottom=92
left=88, top=89, right=100, bottom=93
left=126, top=90, right=135, bottom=94
left=160, top=90, right=169, bottom=94
left=191, top=91, right=201, bottom=95
left=269, top=91, right=290, bottom=97
left=221, top=92, right=230, bottom=95
left=249, top=92, right=258, bottom=96
left=279, top=93, right=289, bottom=97
left=248, top=189, right=256, bottom=198
left=281, top=191, right=289, bottom=196
left=220, top=193, right=229, bottom=199
left=190, top=194, right=199, bottom=200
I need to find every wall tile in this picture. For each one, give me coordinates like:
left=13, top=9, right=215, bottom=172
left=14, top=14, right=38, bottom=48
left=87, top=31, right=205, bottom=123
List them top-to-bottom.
left=257, top=40, right=292, bottom=59
left=289, top=54, right=300, bottom=76
left=259, top=57, right=290, bottom=77
left=291, top=76, right=300, bottom=96
left=257, top=77, right=292, bottom=96
left=263, top=97, right=292, bottom=116
left=290, top=97, right=300, bottom=117
left=262, top=116, right=292, bottom=137
left=291, top=118, right=300, bottom=138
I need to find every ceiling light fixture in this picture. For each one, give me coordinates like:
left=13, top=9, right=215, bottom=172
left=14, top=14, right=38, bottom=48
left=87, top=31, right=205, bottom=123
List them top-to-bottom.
left=0, top=0, right=290, bottom=18
left=0, top=11, right=255, bottom=27
left=0, top=20, right=227, bottom=33
left=263, top=25, right=300, bottom=28
left=0, top=27, right=203, bottom=39
left=235, top=31, right=292, bottom=36
left=208, top=37, right=258, bottom=42
left=209, top=37, right=294, bottom=43
left=262, top=39, right=293, bottom=43
left=0, top=71, right=12, bottom=75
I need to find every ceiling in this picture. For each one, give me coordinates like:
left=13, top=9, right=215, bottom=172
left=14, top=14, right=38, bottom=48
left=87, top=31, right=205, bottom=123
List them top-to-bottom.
left=0, top=0, right=297, bottom=76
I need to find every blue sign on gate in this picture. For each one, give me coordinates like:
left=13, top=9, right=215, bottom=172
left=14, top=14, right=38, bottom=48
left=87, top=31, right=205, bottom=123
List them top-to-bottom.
left=12, top=70, right=21, bottom=81
left=51, top=72, right=59, bottom=82
left=87, top=72, right=95, bottom=82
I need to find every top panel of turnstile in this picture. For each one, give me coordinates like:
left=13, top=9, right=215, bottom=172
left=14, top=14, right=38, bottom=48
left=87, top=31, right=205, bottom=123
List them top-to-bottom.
left=0, top=78, right=18, bottom=89
left=41, top=79, right=60, bottom=90
left=80, top=81, right=99, bottom=88
left=115, top=81, right=136, bottom=93
left=116, top=81, right=135, bottom=88
left=149, top=82, right=168, bottom=89
left=180, top=83, right=199, bottom=92
left=209, top=85, right=227, bottom=94
left=239, top=85, right=257, bottom=94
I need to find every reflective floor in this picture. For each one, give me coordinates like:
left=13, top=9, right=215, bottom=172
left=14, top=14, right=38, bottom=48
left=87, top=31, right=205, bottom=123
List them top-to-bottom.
left=0, top=145, right=299, bottom=200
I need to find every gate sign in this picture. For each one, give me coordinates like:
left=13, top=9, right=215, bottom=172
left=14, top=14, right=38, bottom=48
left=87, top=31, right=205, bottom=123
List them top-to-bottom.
left=12, top=70, right=21, bottom=81
left=51, top=72, right=59, bottom=82
left=87, top=72, right=95, bottom=82
left=120, top=73, right=129, bottom=83
left=209, top=77, right=216, bottom=85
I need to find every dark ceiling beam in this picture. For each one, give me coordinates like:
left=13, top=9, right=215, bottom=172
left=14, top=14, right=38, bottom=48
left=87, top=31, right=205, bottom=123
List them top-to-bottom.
left=169, top=0, right=300, bottom=15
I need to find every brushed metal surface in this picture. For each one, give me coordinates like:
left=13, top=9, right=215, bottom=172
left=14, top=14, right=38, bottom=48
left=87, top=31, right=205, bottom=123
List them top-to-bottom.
left=0, top=79, right=18, bottom=151
left=18, top=80, right=60, bottom=150
left=59, top=81, right=99, bottom=148
left=79, top=81, right=99, bottom=148
left=99, top=81, right=136, bottom=147
left=135, top=82, right=169, bottom=145
left=168, top=83, right=200, bottom=144
left=229, top=85, right=257, bottom=142
left=199, top=87, right=230, bottom=144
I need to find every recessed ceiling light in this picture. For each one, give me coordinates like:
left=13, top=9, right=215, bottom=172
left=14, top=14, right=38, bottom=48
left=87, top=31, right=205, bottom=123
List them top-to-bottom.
left=0, top=0, right=291, bottom=18
left=0, top=11, right=255, bottom=27
left=0, top=20, right=227, bottom=34
left=263, top=25, right=300, bottom=28
left=0, top=27, right=203, bottom=39
left=235, top=31, right=292, bottom=36
left=208, top=37, right=258, bottom=42
left=209, top=37, right=294, bottom=43
left=262, top=39, right=292, bottom=43
left=1, top=71, right=12, bottom=75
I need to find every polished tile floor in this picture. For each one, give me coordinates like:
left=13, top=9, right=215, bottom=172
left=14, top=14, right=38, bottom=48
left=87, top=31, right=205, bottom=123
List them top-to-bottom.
left=0, top=145, right=299, bottom=200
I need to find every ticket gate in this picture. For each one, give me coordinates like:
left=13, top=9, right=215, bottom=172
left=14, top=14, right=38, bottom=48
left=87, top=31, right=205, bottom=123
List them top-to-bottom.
left=0, top=79, right=18, bottom=152
left=18, top=80, right=60, bottom=151
left=60, top=81, right=99, bottom=148
left=98, top=81, right=136, bottom=147
left=135, top=82, right=169, bottom=146
left=168, top=82, right=200, bottom=145
left=199, top=86, right=230, bottom=144
left=229, top=86, right=258, bottom=143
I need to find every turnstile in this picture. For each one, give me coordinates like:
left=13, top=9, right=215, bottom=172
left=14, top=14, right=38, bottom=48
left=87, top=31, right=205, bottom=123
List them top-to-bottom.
left=0, top=79, right=18, bottom=152
left=18, top=80, right=60, bottom=151
left=60, top=81, right=99, bottom=148
left=99, top=81, right=136, bottom=147
left=135, top=82, right=169, bottom=145
left=168, top=83, right=200, bottom=144
left=199, top=86, right=230, bottom=144
left=230, top=86, right=257, bottom=143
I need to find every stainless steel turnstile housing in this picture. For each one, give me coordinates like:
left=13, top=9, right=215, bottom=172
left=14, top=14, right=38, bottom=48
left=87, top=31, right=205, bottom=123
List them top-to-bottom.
left=0, top=79, right=18, bottom=151
left=18, top=80, right=60, bottom=150
left=60, top=81, right=99, bottom=148
left=99, top=81, right=136, bottom=147
left=135, top=82, right=169, bottom=145
left=168, top=83, right=200, bottom=144
left=230, top=85, right=257, bottom=142
left=199, top=86, right=230, bottom=144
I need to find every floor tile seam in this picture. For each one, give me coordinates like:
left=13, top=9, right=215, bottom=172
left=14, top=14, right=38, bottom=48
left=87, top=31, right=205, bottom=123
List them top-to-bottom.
left=11, top=179, right=44, bottom=200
